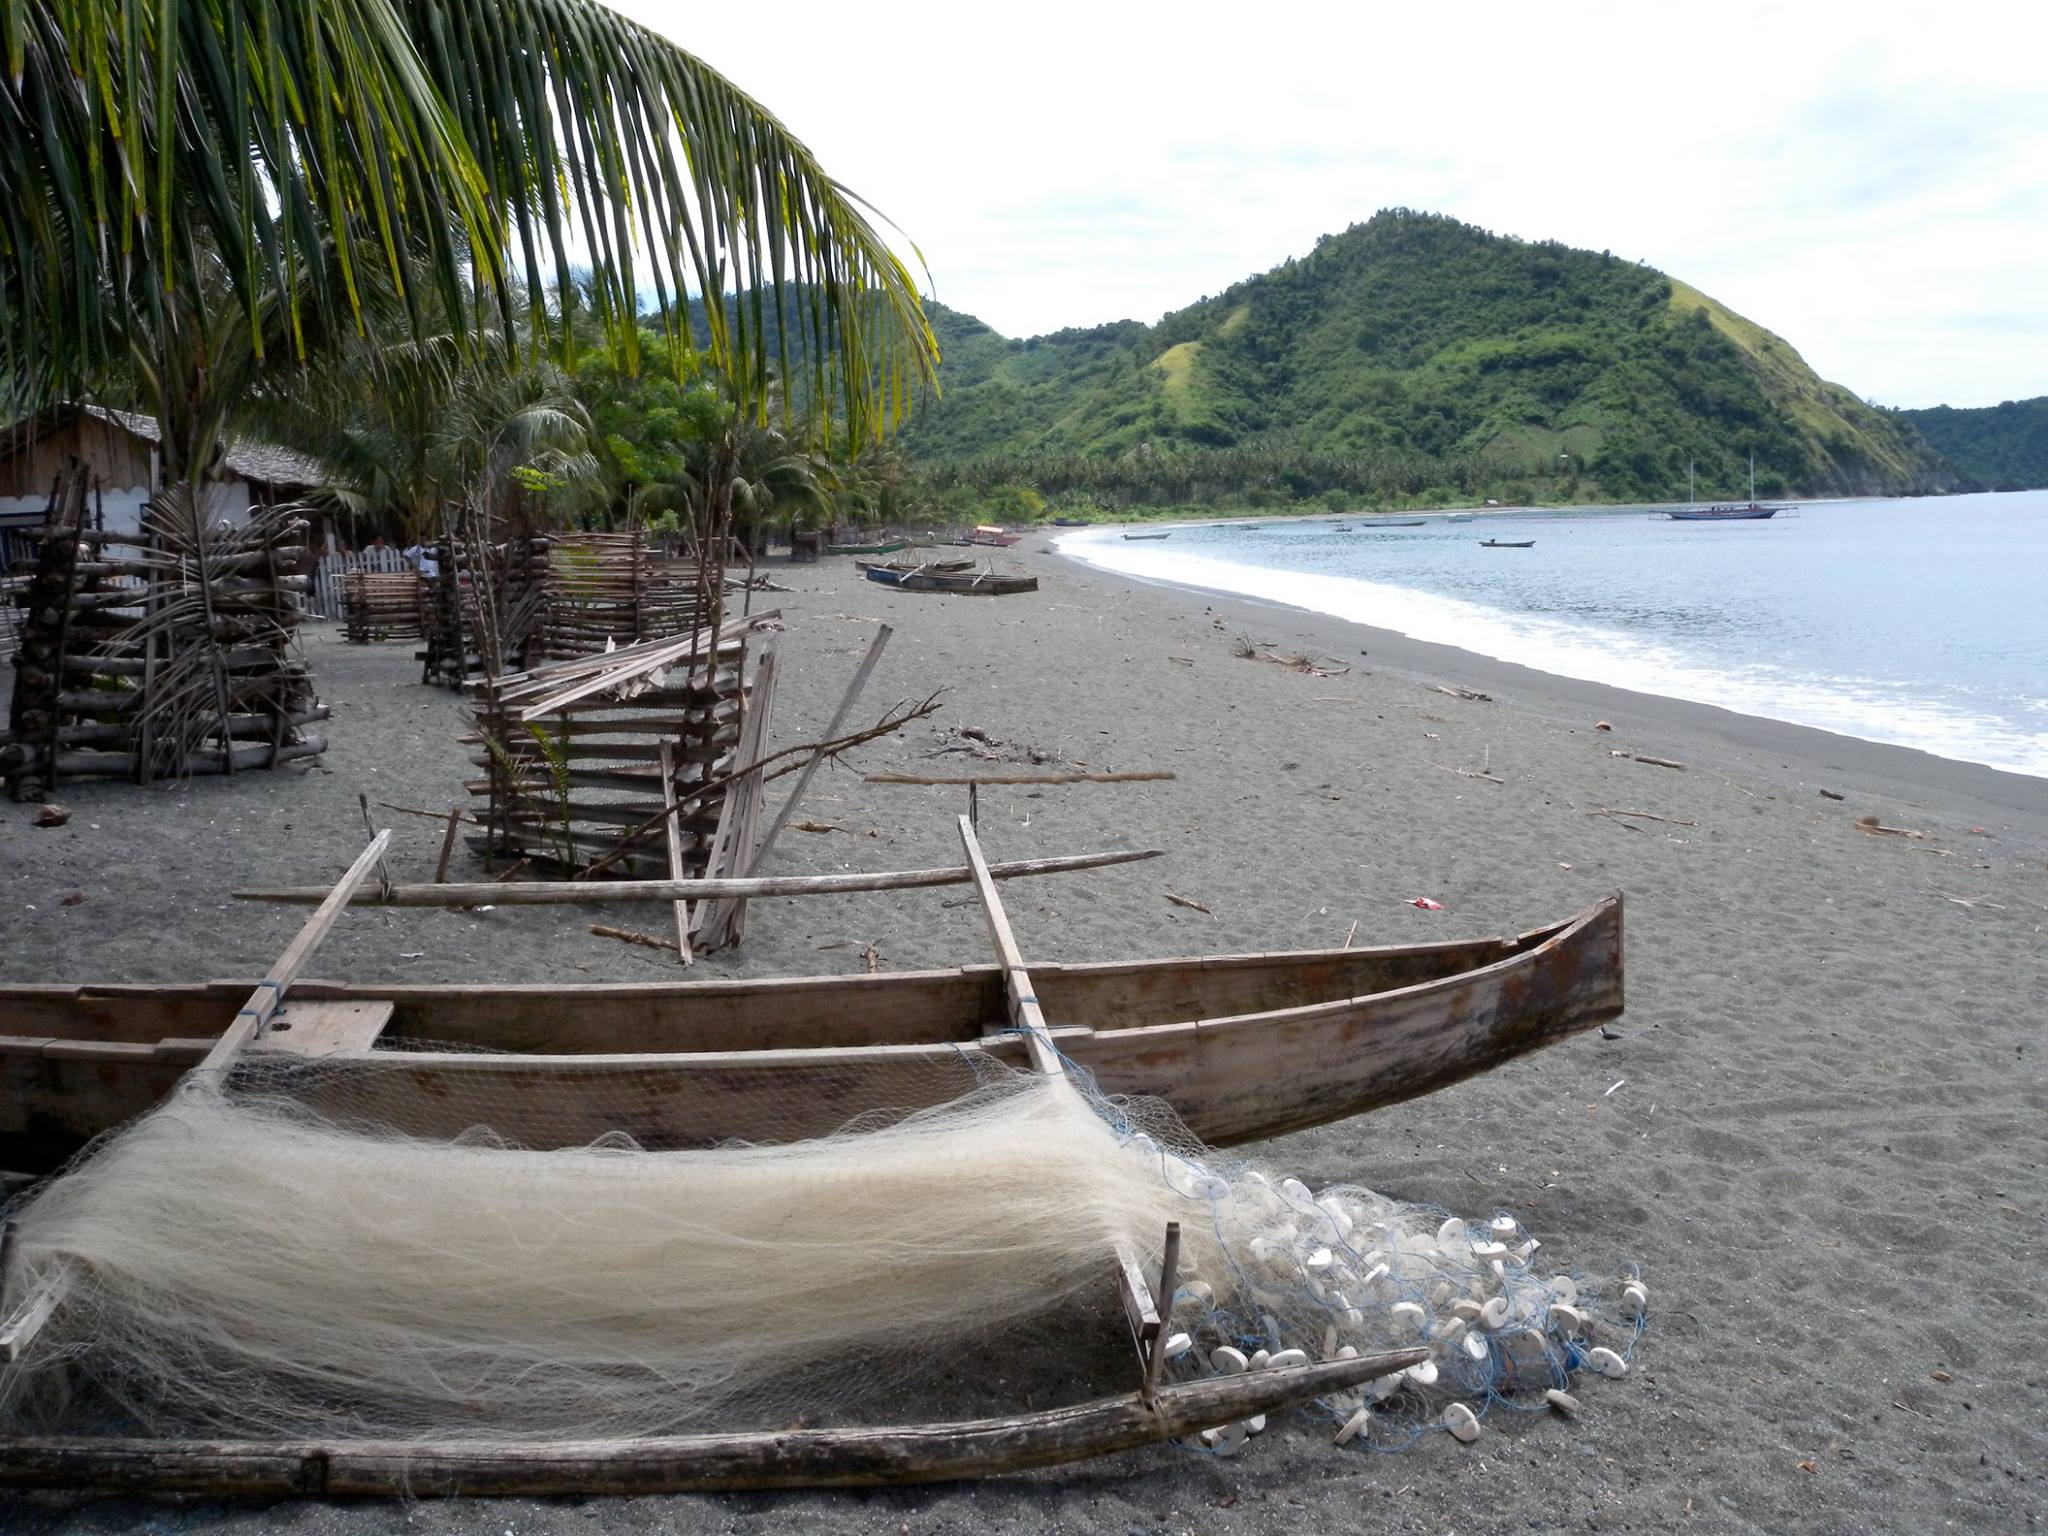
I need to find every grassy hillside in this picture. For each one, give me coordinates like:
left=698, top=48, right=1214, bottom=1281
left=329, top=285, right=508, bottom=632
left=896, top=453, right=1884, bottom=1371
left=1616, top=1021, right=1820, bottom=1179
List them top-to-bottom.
left=905, top=211, right=1949, bottom=508
left=1899, top=397, right=2048, bottom=491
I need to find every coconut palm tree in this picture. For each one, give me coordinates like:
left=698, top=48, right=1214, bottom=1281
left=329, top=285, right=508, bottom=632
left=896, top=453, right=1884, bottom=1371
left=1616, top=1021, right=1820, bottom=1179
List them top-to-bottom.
left=1, top=0, right=936, bottom=523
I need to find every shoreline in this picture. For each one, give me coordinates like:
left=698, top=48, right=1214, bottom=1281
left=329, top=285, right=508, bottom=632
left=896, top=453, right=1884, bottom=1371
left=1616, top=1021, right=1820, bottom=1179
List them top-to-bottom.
left=1055, top=531, right=2048, bottom=815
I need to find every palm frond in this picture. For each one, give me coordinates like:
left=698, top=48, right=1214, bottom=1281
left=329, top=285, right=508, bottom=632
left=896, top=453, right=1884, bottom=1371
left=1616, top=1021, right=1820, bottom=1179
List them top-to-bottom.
left=2, top=0, right=936, bottom=442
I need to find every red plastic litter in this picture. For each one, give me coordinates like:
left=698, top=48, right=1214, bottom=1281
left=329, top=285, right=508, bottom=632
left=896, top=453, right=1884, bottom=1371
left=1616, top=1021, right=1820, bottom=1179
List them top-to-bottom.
left=1408, top=897, right=1446, bottom=911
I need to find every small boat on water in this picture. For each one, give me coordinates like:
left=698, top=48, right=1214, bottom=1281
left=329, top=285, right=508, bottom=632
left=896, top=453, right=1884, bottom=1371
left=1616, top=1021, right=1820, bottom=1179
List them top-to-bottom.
left=1668, top=456, right=1788, bottom=521
left=1445, top=514, right=1474, bottom=523
left=1356, top=518, right=1428, bottom=528
left=1122, top=531, right=1172, bottom=541
left=825, top=537, right=910, bottom=556
left=1480, top=539, right=1535, bottom=549
left=865, top=566, right=1038, bottom=596
left=0, top=896, right=1620, bottom=1171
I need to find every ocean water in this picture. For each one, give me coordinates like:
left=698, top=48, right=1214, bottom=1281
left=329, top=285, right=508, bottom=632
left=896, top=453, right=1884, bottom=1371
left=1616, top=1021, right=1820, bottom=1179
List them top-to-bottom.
left=1059, top=492, right=2048, bottom=779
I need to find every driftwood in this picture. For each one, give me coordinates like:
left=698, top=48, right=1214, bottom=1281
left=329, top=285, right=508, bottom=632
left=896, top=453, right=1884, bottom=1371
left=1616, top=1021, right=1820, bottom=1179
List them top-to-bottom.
left=1432, top=684, right=1492, bottom=702
left=1610, top=751, right=1687, bottom=770
left=866, top=770, right=1174, bottom=788
left=1587, top=807, right=1697, bottom=828
left=234, top=848, right=1165, bottom=907
left=590, top=924, right=680, bottom=953
left=0, top=1350, right=1426, bottom=1495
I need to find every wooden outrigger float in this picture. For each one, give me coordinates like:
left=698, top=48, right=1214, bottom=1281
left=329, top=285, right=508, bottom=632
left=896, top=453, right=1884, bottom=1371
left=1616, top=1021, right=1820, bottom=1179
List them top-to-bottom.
left=0, top=1348, right=1428, bottom=1495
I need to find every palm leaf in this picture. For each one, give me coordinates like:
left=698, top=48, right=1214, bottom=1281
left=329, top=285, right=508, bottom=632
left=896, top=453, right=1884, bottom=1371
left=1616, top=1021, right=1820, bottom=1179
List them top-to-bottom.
left=2, top=0, right=935, bottom=443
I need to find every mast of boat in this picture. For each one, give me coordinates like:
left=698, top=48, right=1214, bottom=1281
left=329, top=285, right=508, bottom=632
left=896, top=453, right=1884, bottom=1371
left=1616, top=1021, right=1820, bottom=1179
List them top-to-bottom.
left=1749, top=452, right=1757, bottom=506
left=1687, top=460, right=1695, bottom=508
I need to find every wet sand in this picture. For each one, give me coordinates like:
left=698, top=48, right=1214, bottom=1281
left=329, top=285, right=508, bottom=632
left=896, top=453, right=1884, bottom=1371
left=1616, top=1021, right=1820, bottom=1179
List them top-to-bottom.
left=4, top=543, right=2045, bottom=1534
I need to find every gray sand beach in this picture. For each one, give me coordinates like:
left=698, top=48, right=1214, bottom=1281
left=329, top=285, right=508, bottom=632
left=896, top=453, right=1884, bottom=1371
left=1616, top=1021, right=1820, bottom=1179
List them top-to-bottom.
left=3, top=542, right=2044, bottom=1534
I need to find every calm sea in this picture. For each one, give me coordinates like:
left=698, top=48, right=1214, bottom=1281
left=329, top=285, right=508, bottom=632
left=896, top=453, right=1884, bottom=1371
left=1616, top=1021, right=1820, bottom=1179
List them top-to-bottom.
left=1060, top=491, right=2048, bottom=779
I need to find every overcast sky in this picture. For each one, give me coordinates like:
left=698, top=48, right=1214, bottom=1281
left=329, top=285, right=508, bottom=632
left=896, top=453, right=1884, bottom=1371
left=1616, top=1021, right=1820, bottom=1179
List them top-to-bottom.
left=620, top=0, right=2046, bottom=409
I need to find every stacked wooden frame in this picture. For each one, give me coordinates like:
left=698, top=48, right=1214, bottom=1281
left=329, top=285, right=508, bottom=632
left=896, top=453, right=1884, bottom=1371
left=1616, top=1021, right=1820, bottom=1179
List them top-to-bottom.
left=1, top=465, right=327, bottom=798
left=465, top=613, right=781, bottom=956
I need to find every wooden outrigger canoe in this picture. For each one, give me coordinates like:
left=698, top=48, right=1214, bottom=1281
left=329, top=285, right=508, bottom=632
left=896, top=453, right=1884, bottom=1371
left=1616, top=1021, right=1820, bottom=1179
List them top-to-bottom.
left=0, top=895, right=1620, bottom=1173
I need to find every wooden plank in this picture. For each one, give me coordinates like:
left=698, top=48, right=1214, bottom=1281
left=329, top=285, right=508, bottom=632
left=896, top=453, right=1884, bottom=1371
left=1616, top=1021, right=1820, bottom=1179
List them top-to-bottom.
left=693, top=642, right=779, bottom=949
left=658, top=742, right=693, bottom=966
left=258, top=1001, right=395, bottom=1058
left=1112, top=1235, right=1160, bottom=1349
left=0, top=1349, right=1429, bottom=1495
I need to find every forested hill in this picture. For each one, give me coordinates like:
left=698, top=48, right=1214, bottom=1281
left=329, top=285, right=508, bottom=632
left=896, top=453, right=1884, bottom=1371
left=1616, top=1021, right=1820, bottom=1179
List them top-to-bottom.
left=905, top=211, right=1948, bottom=504
left=1898, top=398, right=2048, bottom=491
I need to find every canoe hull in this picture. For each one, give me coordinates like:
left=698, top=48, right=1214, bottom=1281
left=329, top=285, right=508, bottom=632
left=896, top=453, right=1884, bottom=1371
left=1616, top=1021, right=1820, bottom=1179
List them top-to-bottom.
left=0, top=897, right=1621, bottom=1170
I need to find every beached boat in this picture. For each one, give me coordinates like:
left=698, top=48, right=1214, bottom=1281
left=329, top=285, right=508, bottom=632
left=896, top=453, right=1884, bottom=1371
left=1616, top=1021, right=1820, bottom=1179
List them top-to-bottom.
left=951, top=526, right=1022, bottom=548
left=1122, top=531, right=1172, bottom=541
left=825, top=538, right=911, bottom=555
left=1480, top=539, right=1535, bottom=548
left=853, top=556, right=976, bottom=574
left=865, top=567, right=1039, bottom=596
left=0, top=895, right=1620, bottom=1173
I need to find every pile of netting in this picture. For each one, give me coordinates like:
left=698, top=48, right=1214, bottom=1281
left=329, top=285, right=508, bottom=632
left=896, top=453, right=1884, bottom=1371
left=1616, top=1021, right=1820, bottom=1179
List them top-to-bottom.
left=0, top=1050, right=1644, bottom=1452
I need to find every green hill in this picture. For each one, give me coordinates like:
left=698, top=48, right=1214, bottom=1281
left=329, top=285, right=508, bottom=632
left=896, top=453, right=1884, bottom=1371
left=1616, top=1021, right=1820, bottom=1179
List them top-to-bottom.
left=905, top=210, right=1949, bottom=507
left=1898, top=397, right=2048, bottom=491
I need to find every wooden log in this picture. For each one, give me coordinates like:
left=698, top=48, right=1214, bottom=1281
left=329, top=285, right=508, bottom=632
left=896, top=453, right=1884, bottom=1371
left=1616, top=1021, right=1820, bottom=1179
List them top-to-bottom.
left=233, top=848, right=1165, bottom=907
left=0, top=1350, right=1426, bottom=1495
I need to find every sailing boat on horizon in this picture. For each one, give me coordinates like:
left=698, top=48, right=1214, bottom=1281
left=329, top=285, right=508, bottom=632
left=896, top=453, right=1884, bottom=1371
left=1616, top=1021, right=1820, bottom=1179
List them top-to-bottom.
left=1668, top=455, right=1788, bottom=521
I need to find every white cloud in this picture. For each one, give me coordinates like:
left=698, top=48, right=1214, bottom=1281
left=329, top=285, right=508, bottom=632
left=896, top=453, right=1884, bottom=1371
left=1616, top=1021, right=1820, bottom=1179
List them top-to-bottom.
left=615, top=0, right=2048, bottom=407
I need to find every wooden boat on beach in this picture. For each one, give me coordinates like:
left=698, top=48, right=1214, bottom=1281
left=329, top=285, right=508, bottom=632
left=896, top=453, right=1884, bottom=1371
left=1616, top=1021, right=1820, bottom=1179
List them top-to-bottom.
left=1121, top=531, right=1171, bottom=541
left=825, top=538, right=910, bottom=556
left=1480, top=539, right=1535, bottom=548
left=853, top=556, right=976, bottom=574
left=865, top=567, right=1038, bottom=596
left=0, top=895, right=1620, bottom=1174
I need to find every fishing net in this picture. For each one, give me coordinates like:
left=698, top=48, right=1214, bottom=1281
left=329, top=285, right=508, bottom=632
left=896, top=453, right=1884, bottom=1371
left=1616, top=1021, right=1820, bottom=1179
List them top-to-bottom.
left=0, top=1045, right=1643, bottom=1452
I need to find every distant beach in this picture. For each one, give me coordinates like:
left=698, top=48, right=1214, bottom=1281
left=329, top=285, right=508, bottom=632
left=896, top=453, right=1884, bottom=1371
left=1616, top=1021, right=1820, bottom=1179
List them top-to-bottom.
left=6, top=547, right=2045, bottom=1533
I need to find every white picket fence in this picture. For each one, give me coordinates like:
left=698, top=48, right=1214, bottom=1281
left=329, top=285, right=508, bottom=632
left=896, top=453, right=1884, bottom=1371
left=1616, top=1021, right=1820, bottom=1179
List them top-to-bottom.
left=310, top=545, right=411, bottom=620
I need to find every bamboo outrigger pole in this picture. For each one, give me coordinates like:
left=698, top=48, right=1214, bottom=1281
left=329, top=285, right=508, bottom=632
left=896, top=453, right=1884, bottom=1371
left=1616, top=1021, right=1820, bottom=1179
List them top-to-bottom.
left=234, top=847, right=1163, bottom=907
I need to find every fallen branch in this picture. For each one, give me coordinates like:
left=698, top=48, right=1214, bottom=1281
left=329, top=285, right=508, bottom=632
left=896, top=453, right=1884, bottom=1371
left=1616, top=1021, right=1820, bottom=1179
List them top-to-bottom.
left=1432, top=684, right=1491, bottom=702
left=1611, top=751, right=1687, bottom=770
left=1437, top=765, right=1505, bottom=784
left=865, top=770, right=1175, bottom=788
left=1164, top=890, right=1212, bottom=915
left=590, top=924, right=678, bottom=953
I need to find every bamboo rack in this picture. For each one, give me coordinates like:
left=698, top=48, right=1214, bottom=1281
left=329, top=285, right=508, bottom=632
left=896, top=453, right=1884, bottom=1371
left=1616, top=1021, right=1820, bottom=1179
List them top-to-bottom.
left=1, top=463, right=328, bottom=799
left=341, top=569, right=423, bottom=644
